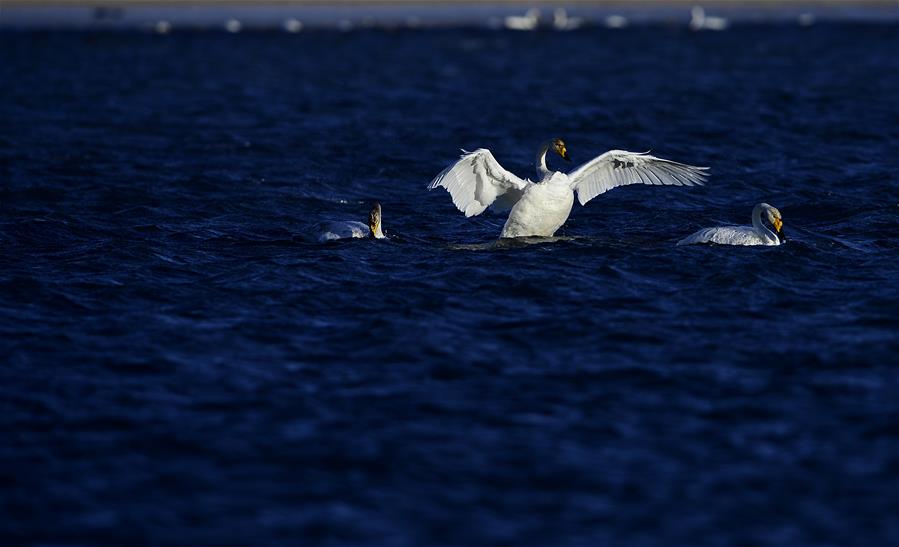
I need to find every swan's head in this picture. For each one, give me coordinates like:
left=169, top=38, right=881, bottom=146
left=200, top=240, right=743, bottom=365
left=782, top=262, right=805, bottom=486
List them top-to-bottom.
left=552, top=138, right=571, bottom=162
left=368, top=202, right=385, bottom=239
left=763, top=203, right=785, bottom=242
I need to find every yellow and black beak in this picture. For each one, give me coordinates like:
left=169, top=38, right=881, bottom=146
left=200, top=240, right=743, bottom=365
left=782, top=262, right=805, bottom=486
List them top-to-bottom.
left=560, top=147, right=571, bottom=162
left=773, top=217, right=785, bottom=243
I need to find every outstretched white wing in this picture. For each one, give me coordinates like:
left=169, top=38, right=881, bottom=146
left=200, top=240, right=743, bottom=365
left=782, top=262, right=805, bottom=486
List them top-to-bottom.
left=427, top=149, right=529, bottom=217
left=568, top=150, right=708, bottom=206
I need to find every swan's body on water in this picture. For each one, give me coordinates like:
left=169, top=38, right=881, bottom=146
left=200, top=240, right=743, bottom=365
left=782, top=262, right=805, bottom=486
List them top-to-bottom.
left=689, top=6, right=729, bottom=31
left=505, top=8, right=540, bottom=31
left=427, top=139, right=708, bottom=238
left=316, top=202, right=386, bottom=242
left=678, top=203, right=785, bottom=246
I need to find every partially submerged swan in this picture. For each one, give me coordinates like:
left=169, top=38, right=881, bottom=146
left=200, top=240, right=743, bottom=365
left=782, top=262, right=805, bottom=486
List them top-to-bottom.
left=428, top=139, right=708, bottom=238
left=317, top=202, right=386, bottom=242
left=677, top=203, right=785, bottom=246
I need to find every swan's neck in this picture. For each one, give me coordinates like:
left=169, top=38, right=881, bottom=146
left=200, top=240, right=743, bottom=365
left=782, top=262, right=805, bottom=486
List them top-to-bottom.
left=535, top=141, right=552, bottom=178
left=751, top=204, right=777, bottom=244
left=369, top=205, right=385, bottom=239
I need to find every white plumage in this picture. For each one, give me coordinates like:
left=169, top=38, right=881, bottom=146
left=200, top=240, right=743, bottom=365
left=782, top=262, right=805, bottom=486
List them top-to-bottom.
left=689, top=6, right=729, bottom=31
left=428, top=139, right=708, bottom=238
left=428, top=149, right=527, bottom=218
left=568, top=150, right=710, bottom=206
left=315, top=202, right=386, bottom=243
left=678, top=203, right=785, bottom=246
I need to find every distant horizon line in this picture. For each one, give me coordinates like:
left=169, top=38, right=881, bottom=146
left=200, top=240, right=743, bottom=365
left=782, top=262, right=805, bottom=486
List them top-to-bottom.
left=4, top=0, right=897, bottom=6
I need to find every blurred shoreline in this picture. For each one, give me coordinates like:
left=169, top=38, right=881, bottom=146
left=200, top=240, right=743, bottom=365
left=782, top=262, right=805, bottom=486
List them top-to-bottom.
left=2, top=0, right=897, bottom=29
left=3, top=0, right=896, bottom=4
left=7, top=0, right=899, bottom=5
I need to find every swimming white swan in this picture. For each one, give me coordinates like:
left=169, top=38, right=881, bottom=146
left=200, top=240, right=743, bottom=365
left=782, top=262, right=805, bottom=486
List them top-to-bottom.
left=689, top=6, right=728, bottom=31
left=505, top=8, right=540, bottom=31
left=553, top=8, right=583, bottom=31
left=604, top=15, right=629, bottom=29
left=427, top=139, right=708, bottom=238
left=317, top=202, right=386, bottom=242
left=677, top=203, right=785, bottom=246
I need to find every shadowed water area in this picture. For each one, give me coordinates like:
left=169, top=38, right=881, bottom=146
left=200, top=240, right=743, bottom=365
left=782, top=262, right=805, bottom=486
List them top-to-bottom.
left=2, top=23, right=899, bottom=545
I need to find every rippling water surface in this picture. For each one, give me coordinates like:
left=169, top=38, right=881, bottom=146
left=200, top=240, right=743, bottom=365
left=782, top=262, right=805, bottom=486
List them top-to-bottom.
left=2, top=24, right=899, bottom=545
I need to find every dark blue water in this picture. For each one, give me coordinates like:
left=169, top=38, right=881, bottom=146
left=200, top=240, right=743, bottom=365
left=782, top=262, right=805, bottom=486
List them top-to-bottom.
left=2, top=24, right=899, bottom=546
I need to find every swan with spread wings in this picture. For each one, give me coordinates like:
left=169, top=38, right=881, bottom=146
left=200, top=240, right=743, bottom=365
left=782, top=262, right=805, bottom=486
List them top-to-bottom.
left=427, top=138, right=708, bottom=238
